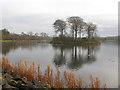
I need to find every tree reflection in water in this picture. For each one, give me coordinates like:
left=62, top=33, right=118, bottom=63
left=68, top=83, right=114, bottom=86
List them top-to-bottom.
left=2, top=42, right=100, bottom=70
left=52, top=44, right=100, bottom=70
left=52, top=45, right=73, bottom=67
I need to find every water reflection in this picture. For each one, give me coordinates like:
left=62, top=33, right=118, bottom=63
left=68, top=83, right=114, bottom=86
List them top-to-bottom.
left=1, top=42, right=118, bottom=87
left=2, top=42, right=39, bottom=55
left=2, top=42, right=100, bottom=70
left=2, top=42, right=20, bottom=55
left=52, top=44, right=100, bottom=70
left=52, top=45, right=73, bottom=67
left=53, top=48, right=66, bottom=67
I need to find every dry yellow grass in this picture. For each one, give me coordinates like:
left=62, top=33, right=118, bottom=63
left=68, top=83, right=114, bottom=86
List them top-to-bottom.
left=1, top=57, right=107, bottom=88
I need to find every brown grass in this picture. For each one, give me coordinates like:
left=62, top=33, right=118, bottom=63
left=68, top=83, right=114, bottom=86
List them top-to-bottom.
left=1, top=57, right=107, bottom=88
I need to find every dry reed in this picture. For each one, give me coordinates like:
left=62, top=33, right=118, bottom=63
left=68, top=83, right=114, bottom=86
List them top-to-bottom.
left=1, top=56, right=107, bottom=88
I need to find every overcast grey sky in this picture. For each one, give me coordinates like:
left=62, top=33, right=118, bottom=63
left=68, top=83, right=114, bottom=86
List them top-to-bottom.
left=1, top=0, right=119, bottom=36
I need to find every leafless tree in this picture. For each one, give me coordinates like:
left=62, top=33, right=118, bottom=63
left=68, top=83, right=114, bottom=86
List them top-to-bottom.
left=67, top=16, right=83, bottom=40
left=53, top=19, right=66, bottom=37
left=78, top=21, right=86, bottom=38
left=85, top=22, right=97, bottom=39
left=28, top=31, right=33, bottom=36
left=21, top=32, right=25, bottom=35
left=35, top=32, right=39, bottom=36
left=40, top=32, right=48, bottom=37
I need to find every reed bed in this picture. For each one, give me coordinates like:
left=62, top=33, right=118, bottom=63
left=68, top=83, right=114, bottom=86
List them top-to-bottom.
left=0, top=57, right=107, bottom=88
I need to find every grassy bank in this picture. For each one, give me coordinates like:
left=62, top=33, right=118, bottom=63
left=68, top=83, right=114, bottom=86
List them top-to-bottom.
left=0, top=40, right=41, bottom=43
left=0, top=40, right=15, bottom=42
left=0, top=40, right=25, bottom=43
left=1, top=57, right=107, bottom=89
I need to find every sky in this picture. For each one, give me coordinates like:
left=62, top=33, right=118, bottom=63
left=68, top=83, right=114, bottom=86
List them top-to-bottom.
left=1, top=0, right=119, bottom=37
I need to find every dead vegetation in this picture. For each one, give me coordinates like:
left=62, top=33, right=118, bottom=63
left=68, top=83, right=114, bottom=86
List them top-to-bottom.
left=0, top=57, right=107, bottom=88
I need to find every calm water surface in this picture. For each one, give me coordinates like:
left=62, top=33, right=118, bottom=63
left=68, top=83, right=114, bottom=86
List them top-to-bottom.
left=1, top=42, right=118, bottom=88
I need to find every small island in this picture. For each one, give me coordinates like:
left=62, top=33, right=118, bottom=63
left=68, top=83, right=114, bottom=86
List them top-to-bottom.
left=51, top=16, right=100, bottom=45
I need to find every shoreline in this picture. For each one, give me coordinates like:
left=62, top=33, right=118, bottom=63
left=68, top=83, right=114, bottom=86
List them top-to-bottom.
left=50, top=41, right=101, bottom=46
left=2, top=72, right=50, bottom=89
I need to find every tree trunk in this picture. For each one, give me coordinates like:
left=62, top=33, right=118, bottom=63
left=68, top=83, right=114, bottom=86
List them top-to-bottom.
left=61, top=29, right=64, bottom=36
left=79, top=29, right=81, bottom=38
left=88, top=29, right=90, bottom=40
left=72, top=30, right=74, bottom=38
left=75, top=30, right=77, bottom=41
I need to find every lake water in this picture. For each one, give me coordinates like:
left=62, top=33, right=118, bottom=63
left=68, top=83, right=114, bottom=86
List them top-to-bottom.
left=1, top=42, right=118, bottom=88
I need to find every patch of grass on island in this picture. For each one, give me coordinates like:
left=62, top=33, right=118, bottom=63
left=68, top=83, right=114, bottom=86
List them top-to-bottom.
left=51, top=36, right=100, bottom=45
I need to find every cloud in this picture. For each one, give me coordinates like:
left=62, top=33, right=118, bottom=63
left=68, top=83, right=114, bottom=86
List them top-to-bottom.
left=2, top=0, right=118, bottom=36
left=2, top=0, right=118, bottom=16
left=2, top=13, right=117, bottom=36
left=2, top=14, right=57, bottom=35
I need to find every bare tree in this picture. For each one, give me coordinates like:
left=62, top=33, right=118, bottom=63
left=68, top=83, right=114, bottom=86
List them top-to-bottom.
left=67, top=16, right=83, bottom=40
left=53, top=19, right=66, bottom=37
left=78, top=21, right=86, bottom=38
left=85, top=22, right=97, bottom=39
left=90, top=23, right=97, bottom=38
left=27, top=31, right=33, bottom=40
left=28, top=31, right=33, bottom=36
left=21, top=32, right=25, bottom=35
left=35, top=32, right=39, bottom=36
left=40, top=32, right=48, bottom=37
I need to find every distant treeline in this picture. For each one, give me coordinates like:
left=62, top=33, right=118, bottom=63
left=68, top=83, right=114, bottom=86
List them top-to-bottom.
left=0, top=29, right=49, bottom=40
left=100, top=36, right=119, bottom=42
